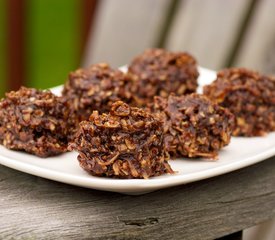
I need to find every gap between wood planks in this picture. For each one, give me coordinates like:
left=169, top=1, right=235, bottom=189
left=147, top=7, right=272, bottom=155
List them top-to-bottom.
left=223, top=0, right=259, bottom=68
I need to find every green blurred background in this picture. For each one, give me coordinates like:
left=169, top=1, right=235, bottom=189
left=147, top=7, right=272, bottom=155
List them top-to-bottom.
left=0, top=0, right=89, bottom=97
left=2, top=0, right=274, bottom=100
left=27, top=0, right=80, bottom=89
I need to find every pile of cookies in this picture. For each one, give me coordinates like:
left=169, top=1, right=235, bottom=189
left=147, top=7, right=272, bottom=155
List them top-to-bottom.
left=0, top=48, right=274, bottom=179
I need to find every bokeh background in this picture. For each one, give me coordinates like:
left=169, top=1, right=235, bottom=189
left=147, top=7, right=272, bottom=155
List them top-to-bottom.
left=0, top=0, right=275, bottom=239
left=0, top=0, right=97, bottom=96
left=1, top=0, right=275, bottom=98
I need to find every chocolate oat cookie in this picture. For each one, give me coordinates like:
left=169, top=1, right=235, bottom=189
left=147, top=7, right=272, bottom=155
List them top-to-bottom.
left=128, top=48, right=199, bottom=106
left=62, top=63, right=133, bottom=129
left=203, top=68, right=275, bottom=136
left=0, top=87, right=70, bottom=157
left=151, top=94, right=235, bottom=159
left=70, top=101, right=173, bottom=178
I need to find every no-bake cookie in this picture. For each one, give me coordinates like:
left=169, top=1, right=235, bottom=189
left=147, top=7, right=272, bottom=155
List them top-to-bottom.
left=128, top=48, right=199, bottom=106
left=62, top=63, right=133, bottom=129
left=204, top=68, right=275, bottom=136
left=0, top=87, right=70, bottom=157
left=150, top=94, right=235, bottom=159
left=70, top=101, right=173, bottom=178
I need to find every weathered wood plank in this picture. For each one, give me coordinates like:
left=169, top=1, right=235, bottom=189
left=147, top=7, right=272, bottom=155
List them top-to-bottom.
left=82, top=0, right=171, bottom=67
left=165, top=0, right=251, bottom=70
left=233, top=0, right=275, bottom=74
left=0, top=157, right=274, bottom=239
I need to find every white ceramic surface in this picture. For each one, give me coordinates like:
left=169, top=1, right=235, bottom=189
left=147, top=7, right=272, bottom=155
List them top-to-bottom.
left=0, top=67, right=274, bottom=195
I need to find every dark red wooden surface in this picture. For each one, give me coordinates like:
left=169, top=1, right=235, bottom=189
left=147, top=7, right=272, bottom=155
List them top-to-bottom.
left=7, top=0, right=26, bottom=91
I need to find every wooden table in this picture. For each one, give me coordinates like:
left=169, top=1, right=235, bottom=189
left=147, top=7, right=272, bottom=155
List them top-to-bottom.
left=0, top=157, right=274, bottom=240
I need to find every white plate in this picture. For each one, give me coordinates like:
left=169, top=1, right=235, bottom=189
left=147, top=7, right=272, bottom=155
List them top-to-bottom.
left=0, top=67, right=275, bottom=195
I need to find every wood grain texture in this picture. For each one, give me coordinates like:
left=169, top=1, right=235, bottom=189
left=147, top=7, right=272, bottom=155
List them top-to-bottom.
left=82, top=0, right=171, bottom=67
left=165, top=0, right=251, bottom=70
left=233, top=0, right=275, bottom=74
left=0, top=157, right=274, bottom=240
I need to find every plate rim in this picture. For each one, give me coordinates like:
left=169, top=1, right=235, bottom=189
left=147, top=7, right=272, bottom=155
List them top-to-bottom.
left=0, top=141, right=274, bottom=192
